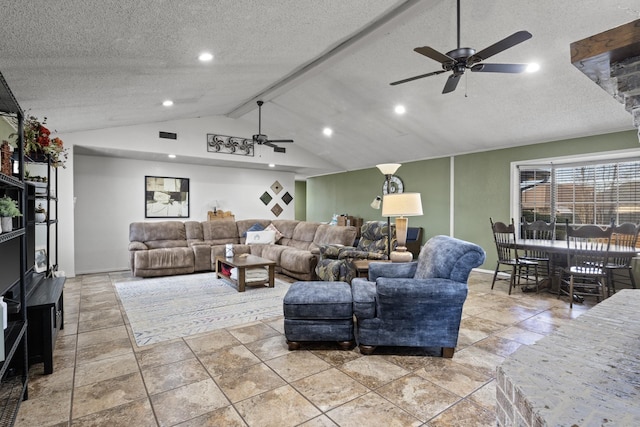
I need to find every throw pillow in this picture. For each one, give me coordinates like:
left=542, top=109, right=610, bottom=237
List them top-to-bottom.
left=242, top=222, right=265, bottom=237
left=265, top=223, right=283, bottom=242
left=246, top=230, right=276, bottom=245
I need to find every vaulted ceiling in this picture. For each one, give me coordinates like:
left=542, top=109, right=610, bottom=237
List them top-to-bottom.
left=1, top=0, right=638, bottom=177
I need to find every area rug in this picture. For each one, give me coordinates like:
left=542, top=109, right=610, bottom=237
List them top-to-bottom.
left=114, top=273, right=291, bottom=346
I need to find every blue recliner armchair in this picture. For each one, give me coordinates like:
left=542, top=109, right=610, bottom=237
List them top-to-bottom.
left=351, top=235, right=486, bottom=357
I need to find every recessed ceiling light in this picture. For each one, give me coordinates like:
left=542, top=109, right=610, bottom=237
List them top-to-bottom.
left=198, top=52, right=214, bottom=62
left=526, top=63, right=540, bottom=73
left=162, top=100, right=174, bottom=107
left=394, top=105, right=406, bottom=115
left=323, top=127, right=333, bottom=137
left=168, top=154, right=176, bottom=159
left=268, top=163, right=275, bottom=168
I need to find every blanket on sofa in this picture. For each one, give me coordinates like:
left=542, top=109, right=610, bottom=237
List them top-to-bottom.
left=114, top=272, right=291, bottom=346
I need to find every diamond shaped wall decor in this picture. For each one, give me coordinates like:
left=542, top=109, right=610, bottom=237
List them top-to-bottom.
left=271, top=180, right=283, bottom=195
left=260, top=191, right=273, bottom=206
left=281, top=191, right=293, bottom=205
left=271, top=203, right=283, bottom=217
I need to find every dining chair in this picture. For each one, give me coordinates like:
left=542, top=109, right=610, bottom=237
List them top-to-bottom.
left=490, top=218, right=540, bottom=294
left=520, top=218, right=555, bottom=279
left=562, top=221, right=613, bottom=308
left=605, top=222, right=639, bottom=295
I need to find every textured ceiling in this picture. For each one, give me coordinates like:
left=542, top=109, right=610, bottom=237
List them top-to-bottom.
left=1, top=0, right=639, bottom=177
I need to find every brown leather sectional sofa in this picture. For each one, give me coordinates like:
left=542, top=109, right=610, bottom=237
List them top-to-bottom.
left=128, top=219, right=358, bottom=280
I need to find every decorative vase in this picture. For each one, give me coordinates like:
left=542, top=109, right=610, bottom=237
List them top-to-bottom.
left=35, top=212, right=46, bottom=223
left=0, top=217, right=12, bottom=232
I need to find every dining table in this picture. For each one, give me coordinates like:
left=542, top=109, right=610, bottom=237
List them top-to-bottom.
left=515, top=239, right=639, bottom=294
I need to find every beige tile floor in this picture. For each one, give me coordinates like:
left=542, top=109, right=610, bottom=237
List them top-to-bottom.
left=14, top=270, right=597, bottom=427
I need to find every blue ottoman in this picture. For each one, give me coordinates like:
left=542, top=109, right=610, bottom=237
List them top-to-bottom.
left=283, top=281, right=354, bottom=350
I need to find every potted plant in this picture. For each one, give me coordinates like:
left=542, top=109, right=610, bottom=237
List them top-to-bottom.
left=9, top=114, right=68, bottom=168
left=0, top=195, right=22, bottom=233
left=35, top=203, right=47, bottom=223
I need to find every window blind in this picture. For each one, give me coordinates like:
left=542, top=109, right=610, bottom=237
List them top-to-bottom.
left=519, top=160, right=640, bottom=226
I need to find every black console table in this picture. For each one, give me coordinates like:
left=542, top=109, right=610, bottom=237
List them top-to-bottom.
left=27, top=277, right=65, bottom=374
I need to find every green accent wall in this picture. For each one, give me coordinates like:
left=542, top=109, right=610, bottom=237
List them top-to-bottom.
left=0, top=117, right=16, bottom=141
left=307, top=129, right=640, bottom=272
left=295, top=180, right=307, bottom=220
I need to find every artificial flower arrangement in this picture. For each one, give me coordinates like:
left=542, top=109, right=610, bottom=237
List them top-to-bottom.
left=10, top=114, right=68, bottom=168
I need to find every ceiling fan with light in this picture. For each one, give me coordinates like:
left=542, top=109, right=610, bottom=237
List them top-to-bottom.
left=390, top=0, right=532, bottom=94
left=252, top=101, right=293, bottom=153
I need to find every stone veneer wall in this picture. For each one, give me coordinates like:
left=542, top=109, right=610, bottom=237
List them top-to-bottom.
left=496, top=289, right=640, bottom=426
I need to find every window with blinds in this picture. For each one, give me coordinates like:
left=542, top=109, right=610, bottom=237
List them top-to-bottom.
left=519, top=160, right=640, bottom=227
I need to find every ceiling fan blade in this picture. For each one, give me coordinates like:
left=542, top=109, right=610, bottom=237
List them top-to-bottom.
left=467, top=31, right=532, bottom=64
left=414, top=46, right=455, bottom=65
left=470, top=63, right=528, bottom=73
left=390, top=70, right=446, bottom=86
left=442, top=74, right=461, bottom=94
left=267, top=139, right=294, bottom=143
left=263, top=141, right=277, bottom=148
left=273, top=146, right=286, bottom=153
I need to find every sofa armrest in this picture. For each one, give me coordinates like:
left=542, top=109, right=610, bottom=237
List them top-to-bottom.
left=128, top=241, right=148, bottom=251
left=318, top=244, right=352, bottom=259
left=338, top=249, right=387, bottom=260
left=368, top=261, right=417, bottom=281
left=376, top=278, right=468, bottom=303
left=352, top=279, right=377, bottom=319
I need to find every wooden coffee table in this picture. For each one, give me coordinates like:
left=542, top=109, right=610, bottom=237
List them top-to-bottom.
left=215, top=255, right=276, bottom=292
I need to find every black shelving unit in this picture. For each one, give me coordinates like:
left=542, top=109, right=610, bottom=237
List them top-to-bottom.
left=0, top=71, right=29, bottom=426
left=23, top=162, right=65, bottom=374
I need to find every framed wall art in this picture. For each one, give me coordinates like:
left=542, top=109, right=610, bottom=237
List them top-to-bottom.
left=145, top=176, right=190, bottom=218
left=35, top=248, right=47, bottom=273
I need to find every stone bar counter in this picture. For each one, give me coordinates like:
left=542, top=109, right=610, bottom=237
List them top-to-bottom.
left=496, top=289, right=640, bottom=426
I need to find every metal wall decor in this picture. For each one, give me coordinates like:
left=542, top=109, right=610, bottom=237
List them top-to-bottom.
left=206, top=134, right=254, bottom=156
left=260, top=191, right=273, bottom=206
left=281, top=191, right=293, bottom=205
left=271, top=203, right=283, bottom=217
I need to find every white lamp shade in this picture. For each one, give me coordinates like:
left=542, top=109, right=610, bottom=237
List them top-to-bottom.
left=376, top=163, right=401, bottom=175
left=382, top=193, right=423, bottom=217
left=370, top=196, right=382, bottom=209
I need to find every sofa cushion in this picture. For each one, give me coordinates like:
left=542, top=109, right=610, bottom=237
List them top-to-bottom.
left=237, top=219, right=272, bottom=242
left=201, top=220, right=240, bottom=244
left=130, top=221, right=186, bottom=242
left=242, top=222, right=265, bottom=237
left=286, top=222, right=321, bottom=250
left=265, top=223, right=284, bottom=242
left=311, top=224, right=357, bottom=251
left=246, top=230, right=276, bottom=245
left=256, top=244, right=290, bottom=263
left=133, top=247, right=194, bottom=277
left=279, top=248, right=316, bottom=274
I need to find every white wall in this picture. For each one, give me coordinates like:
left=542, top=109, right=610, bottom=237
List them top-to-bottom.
left=58, top=113, right=329, bottom=276
left=74, top=154, right=295, bottom=274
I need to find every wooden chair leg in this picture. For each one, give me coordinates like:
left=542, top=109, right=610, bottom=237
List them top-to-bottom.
left=491, top=263, right=500, bottom=289
left=569, top=275, right=574, bottom=309
left=442, top=347, right=455, bottom=358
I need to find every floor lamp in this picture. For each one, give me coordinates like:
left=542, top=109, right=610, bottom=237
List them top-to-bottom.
left=376, top=163, right=401, bottom=258
left=381, top=193, right=423, bottom=262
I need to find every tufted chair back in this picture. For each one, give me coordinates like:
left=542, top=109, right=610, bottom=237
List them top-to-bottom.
left=356, top=221, right=395, bottom=255
left=413, top=235, right=487, bottom=283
